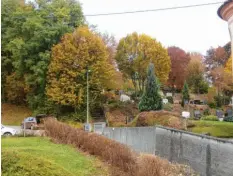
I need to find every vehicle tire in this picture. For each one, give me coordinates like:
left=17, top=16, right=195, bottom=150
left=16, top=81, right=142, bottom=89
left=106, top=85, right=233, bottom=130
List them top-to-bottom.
left=3, top=132, right=12, bottom=136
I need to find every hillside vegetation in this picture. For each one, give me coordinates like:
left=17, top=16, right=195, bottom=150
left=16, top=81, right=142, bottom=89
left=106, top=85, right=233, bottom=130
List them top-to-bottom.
left=2, top=103, right=32, bottom=125
left=2, top=137, right=108, bottom=176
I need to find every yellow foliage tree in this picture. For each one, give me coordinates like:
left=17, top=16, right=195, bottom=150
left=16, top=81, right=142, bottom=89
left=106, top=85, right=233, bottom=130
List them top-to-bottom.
left=46, top=26, right=116, bottom=109
left=115, top=32, right=170, bottom=92
left=225, top=56, right=232, bottom=74
left=5, top=73, right=29, bottom=104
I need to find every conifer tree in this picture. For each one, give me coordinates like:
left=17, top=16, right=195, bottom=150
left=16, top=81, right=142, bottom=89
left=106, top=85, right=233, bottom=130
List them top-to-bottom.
left=138, top=63, right=162, bottom=111
left=182, top=81, right=190, bottom=107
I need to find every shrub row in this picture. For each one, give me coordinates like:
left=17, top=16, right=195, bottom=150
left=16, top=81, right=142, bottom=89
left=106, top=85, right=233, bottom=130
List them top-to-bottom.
left=201, top=115, right=218, bottom=121
left=44, top=118, right=195, bottom=176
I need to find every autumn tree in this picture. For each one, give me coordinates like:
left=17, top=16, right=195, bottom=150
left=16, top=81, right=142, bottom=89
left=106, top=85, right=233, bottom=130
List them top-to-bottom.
left=1, top=0, right=84, bottom=109
left=46, top=26, right=116, bottom=113
left=115, top=32, right=170, bottom=94
left=99, top=33, right=123, bottom=89
left=205, top=45, right=229, bottom=81
left=167, top=46, right=190, bottom=90
left=225, top=56, right=232, bottom=75
left=186, top=58, right=208, bottom=94
left=139, top=63, right=162, bottom=111
left=211, top=67, right=232, bottom=94
left=4, top=73, right=29, bottom=104
left=207, top=86, right=217, bottom=104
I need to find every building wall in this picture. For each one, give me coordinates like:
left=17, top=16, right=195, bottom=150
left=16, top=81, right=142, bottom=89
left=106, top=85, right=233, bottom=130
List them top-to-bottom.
left=103, top=126, right=233, bottom=176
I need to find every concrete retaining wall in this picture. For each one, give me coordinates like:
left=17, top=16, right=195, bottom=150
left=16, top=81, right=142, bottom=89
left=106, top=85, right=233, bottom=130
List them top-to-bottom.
left=103, top=126, right=233, bottom=176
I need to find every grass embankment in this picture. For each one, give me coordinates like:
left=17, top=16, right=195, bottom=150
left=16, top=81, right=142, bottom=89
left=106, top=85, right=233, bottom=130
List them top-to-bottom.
left=2, top=103, right=32, bottom=125
left=189, top=120, right=233, bottom=138
left=2, top=137, right=108, bottom=176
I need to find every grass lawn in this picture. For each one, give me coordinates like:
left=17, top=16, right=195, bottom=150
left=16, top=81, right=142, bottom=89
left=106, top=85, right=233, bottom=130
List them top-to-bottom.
left=2, top=103, right=32, bottom=125
left=189, top=120, right=233, bottom=138
left=2, top=137, right=109, bottom=176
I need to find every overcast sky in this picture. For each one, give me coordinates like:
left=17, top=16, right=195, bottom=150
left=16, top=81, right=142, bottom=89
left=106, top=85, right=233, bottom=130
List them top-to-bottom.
left=79, top=0, right=230, bottom=55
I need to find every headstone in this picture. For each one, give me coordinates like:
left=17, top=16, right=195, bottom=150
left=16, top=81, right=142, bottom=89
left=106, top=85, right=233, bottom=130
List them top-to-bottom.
left=166, top=92, right=172, bottom=97
left=120, top=94, right=130, bottom=102
left=162, top=98, right=168, bottom=104
left=227, top=109, right=233, bottom=117
left=194, top=110, right=201, bottom=119
left=216, top=110, right=223, bottom=119
left=182, top=111, right=190, bottom=118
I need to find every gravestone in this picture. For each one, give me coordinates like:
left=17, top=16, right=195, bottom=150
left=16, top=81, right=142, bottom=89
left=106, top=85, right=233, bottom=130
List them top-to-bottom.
left=166, top=92, right=172, bottom=97
left=120, top=94, right=130, bottom=102
left=162, top=98, right=168, bottom=104
left=227, top=109, right=233, bottom=117
left=194, top=110, right=201, bottom=119
left=216, top=110, right=223, bottom=119
left=182, top=111, right=190, bottom=118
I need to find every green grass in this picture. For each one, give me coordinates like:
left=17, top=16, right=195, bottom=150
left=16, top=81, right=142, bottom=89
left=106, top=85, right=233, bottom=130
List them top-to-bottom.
left=189, top=120, right=233, bottom=138
left=2, top=137, right=108, bottom=176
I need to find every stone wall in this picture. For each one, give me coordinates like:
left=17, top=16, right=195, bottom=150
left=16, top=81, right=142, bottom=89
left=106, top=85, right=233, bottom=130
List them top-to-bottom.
left=103, top=126, right=233, bottom=176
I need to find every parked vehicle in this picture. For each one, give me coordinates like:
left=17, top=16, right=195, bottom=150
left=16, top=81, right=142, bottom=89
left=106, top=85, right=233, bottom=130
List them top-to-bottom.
left=21, top=114, right=50, bottom=130
left=21, top=117, right=37, bottom=129
left=1, top=125, right=16, bottom=136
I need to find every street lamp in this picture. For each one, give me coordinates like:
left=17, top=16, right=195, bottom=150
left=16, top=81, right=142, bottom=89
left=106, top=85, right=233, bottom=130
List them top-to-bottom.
left=84, top=67, right=91, bottom=132
left=86, top=67, right=91, bottom=124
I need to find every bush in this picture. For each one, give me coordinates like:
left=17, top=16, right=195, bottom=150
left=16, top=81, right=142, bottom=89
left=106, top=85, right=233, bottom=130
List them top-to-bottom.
left=214, top=95, right=231, bottom=108
left=208, top=102, right=216, bottom=109
left=203, top=109, right=210, bottom=116
left=201, top=115, right=218, bottom=121
left=224, top=116, right=233, bottom=122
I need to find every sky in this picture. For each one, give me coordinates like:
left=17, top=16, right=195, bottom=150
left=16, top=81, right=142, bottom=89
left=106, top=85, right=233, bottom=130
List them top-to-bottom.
left=79, top=0, right=230, bottom=55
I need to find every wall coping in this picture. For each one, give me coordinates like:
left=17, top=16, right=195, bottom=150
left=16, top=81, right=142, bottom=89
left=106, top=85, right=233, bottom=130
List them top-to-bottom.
left=104, top=126, right=233, bottom=144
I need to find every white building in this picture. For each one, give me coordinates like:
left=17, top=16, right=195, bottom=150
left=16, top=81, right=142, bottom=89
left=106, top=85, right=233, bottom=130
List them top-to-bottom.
left=218, top=0, right=233, bottom=77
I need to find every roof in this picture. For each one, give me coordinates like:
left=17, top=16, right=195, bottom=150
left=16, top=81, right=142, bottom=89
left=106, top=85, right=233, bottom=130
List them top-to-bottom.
left=218, top=0, right=233, bottom=19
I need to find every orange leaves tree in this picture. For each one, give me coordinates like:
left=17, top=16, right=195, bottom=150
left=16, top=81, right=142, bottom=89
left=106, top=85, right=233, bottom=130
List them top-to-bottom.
left=46, top=26, right=116, bottom=113
left=167, top=46, right=190, bottom=90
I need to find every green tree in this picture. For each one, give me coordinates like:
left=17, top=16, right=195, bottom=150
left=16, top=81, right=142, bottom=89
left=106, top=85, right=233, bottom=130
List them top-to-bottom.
left=1, top=0, right=84, bottom=109
left=46, top=26, right=117, bottom=114
left=115, top=33, right=170, bottom=94
left=138, top=63, right=162, bottom=112
left=182, top=81, right=190, bottom=107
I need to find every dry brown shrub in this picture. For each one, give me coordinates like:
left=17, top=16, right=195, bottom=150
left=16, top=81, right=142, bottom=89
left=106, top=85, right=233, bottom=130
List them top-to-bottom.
left=136, top=111, right=183, bottom=129
left=137, top=154, right=172, bottom=176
